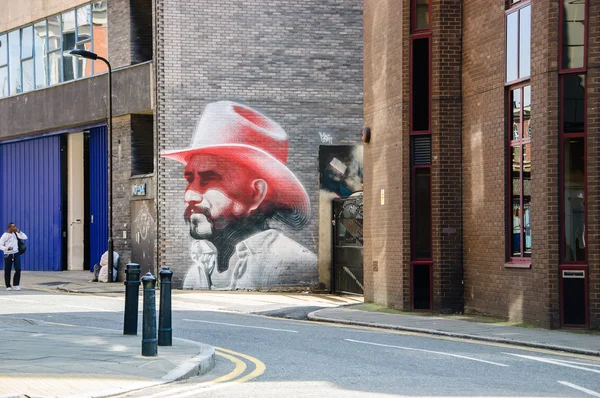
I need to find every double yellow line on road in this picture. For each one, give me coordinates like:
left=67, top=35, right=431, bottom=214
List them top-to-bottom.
left=213, top=346, right=266, bottom=383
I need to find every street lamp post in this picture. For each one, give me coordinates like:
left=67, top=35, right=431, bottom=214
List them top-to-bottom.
left=70, top=49, right=114, bottom=281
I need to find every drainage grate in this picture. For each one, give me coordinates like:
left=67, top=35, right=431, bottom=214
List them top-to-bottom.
left=38, top=281, right=68, bottom=286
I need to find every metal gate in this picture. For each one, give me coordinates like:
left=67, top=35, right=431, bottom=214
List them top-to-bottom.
left=0, top=136, right=64, bottom=271
left=332, top=192, right=363, bottom=295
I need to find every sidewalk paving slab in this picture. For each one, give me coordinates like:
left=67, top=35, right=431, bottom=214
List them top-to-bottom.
left=308, top=305, right=600, bottom=357
left=0, top=316, right=215, bottom=398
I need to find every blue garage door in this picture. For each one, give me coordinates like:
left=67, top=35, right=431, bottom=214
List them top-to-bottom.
left=89, top=126, right=108, bottom=269
left=0, top=136, right=63, bottom=271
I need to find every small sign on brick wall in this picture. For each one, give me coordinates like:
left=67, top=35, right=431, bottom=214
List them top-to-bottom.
left=131, top=183, right=146, bottom=197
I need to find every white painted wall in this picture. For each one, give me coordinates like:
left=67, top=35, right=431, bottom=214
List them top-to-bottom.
left=68, top=133, right=85, bottom=271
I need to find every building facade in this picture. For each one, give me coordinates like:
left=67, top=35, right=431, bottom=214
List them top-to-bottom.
left=363, top=0, right=599, bottom=329
left=0, top=1, right=363, bottom=291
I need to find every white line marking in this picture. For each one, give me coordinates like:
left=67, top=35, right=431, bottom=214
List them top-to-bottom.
left=0, top=297, right=38, bottom=303
left=63, top=304, right=113, bottom=312
left=183, top=319, right=298, bottom=333
left=345, top=339, right=508, bottom=367
left=505, top=353, right=600, bottom=374
left=553, top=359, right=600, bottom=368
left=558, top=381, right=600, bottom=397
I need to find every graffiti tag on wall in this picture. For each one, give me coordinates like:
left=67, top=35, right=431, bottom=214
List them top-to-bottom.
left=162, top=101, right=317, bottom=290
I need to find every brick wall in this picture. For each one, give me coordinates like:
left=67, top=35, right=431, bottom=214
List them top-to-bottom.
left=108, top=0, right=153, bottom=68
left=155, top=0, right=363, bottom=289
left=363, top=0, right=410, bottom=308
left=431, top=0, right=463, bottom=312
left=462, top=0, right=561, bottom=328
left=586, top=0, right=599, bottom=328
left=112, top=114, right=133, bottom=280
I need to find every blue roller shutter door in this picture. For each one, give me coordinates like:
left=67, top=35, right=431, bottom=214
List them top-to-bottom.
left=89, top=126, right=108, bottom=269
left=0, top=136, right=63, bottom=271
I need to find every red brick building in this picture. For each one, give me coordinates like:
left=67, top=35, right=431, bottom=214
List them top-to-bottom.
left=363, top=0, right=599, bottom=329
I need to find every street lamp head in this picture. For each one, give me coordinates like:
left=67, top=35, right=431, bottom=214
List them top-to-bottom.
left=70, top=49, right=98, bottom=60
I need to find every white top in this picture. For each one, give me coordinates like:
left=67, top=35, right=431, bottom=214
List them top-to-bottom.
left=0, top=231, right=28, bottom=255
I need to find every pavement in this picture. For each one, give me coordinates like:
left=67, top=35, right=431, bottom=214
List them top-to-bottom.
left=308, top=306, right=600, bottom=357
left=0, top=316, right=215, bottom=398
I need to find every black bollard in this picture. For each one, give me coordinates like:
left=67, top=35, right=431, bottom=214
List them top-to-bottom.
left=123, top=263, right=141, bottom=335
left=158, top=267, right=173, bottom=346
left=141, top=272, right=157, bottom=357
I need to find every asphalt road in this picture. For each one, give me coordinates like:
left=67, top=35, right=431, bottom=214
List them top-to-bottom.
left=1, top=290, right=599, bottom=397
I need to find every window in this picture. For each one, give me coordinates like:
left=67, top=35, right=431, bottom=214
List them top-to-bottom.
left=0, top=0, right=108, bottom=99
left=92, top=0, right=108, bottom=74
left=413, top=0, right=430, bottom=31
left=561, top=0, right=586, bottom=70
left=506, top=4, right=531, bottom=83
left=76, top=5, right=93, bottom=78
left=62, top=10, right=76, bottom=82
left=47, top=14, right=62, bottom=86
left=33, top=21, right=47, bottom=89
left=21, top=26, right=34, bottom=92
left=8, top=30, right=21, bottom=95
left=0, top=34, right=8, bottom=97
left=411, top=38, right=430, bottom=132
left=560, top=75, right=586, bottom=264
left=509, top=86, right=531, bottom=259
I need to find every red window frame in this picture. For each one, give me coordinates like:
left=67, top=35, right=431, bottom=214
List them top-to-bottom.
left=410, top=0, right=432, bottom=310
left=558, top=0, right=588, bottom=74
left=409, top=34, right=432, bottom=135
left=559, top=75, right=587, bottom=265
left=506, top=84, right=531, bottom=266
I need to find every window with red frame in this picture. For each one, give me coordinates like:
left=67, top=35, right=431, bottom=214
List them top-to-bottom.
left=559, top=0, right=587, bottom=264
left=506, top=3, right=530, bottom=83
left=509, top=86, right=531, bottom=259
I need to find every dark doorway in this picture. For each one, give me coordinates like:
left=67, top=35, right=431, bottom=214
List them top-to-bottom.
left=412, top=263, right=431, bottom=310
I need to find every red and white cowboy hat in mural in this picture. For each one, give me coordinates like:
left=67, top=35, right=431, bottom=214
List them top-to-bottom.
left=162, top=101, right=310, bottom=227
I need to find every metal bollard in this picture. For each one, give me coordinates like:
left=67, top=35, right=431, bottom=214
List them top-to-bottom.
left=123, top=263, right=141, bottom=335
left=158, top=267, right=173, bottom=346
left=141, top=272, right=157, bottom=357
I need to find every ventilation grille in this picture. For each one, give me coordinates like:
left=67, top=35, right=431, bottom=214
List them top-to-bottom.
left=412, top=135, right=431, bottom=165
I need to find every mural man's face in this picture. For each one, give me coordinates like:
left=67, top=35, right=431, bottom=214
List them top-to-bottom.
left=183, top=154, right=268, bottom=240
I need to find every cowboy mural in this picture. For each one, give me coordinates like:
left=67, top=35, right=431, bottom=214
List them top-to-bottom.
left=162, top=101, right=317, bottom=290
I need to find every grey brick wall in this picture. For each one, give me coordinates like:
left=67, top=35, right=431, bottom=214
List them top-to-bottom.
left=109, top=0, right=153, bottom=68
left=155, top=0, right=363, bottom=288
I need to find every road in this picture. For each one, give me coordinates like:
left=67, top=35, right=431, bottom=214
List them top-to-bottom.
left=1, top=289, right=599, bottom=397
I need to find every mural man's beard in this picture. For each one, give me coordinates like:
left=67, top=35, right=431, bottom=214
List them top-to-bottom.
left=185, top=208, right=269, bottom=273
left=188, top=212, right=214, bottom=239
